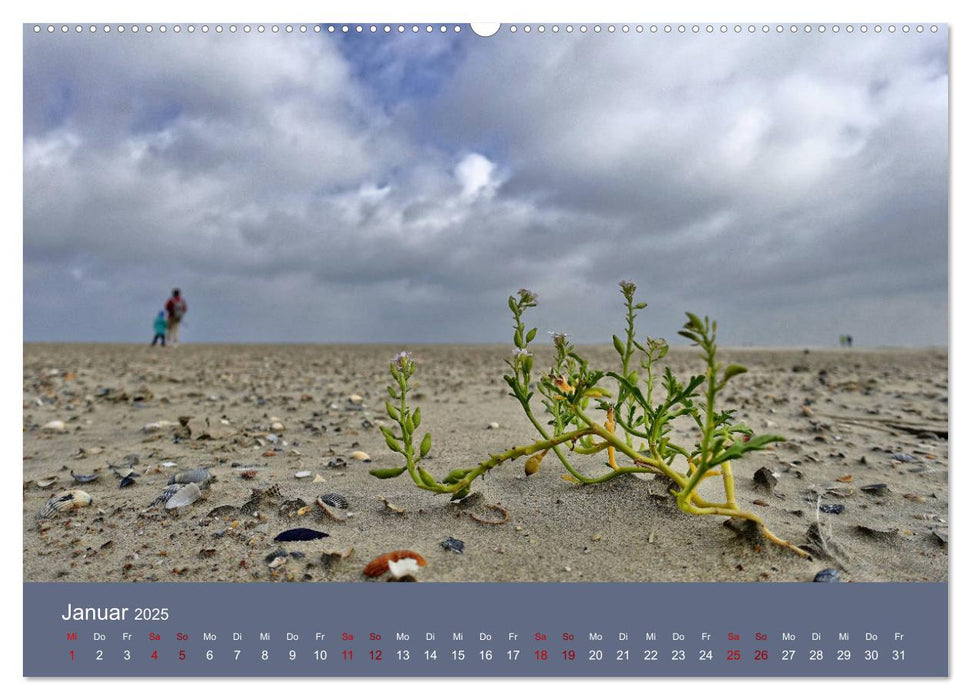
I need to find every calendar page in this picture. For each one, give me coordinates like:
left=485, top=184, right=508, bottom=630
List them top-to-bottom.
left=21, top=14, right=949, bottom=680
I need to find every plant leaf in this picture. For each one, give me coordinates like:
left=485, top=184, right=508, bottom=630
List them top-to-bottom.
left=369, top=466, right=407, bottom=479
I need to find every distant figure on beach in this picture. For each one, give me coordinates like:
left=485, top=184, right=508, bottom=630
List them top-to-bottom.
left=165, top=288, right=188, bottom=347
left=150, top=311, right=167, bottom=347
left=839, top=334, right=854, bottom=348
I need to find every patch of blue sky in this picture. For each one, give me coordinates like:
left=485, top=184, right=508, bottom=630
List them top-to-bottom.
left=333, top=29, right=469, bottom=109
left=25, top=79, right=74, bottom=134
left=129, top=98, right=184, bottom=135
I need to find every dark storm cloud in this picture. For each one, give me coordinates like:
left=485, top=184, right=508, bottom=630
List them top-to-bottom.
left=23, top=27, right=947, bottom=345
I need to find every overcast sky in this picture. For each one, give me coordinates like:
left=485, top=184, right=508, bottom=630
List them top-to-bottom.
left=23, top=25, right=948, bottom=346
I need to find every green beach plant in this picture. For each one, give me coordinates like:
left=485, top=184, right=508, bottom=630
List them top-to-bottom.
left=371, top=283, right=808, bottom=558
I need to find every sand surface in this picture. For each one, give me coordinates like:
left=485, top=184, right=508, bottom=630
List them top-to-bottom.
left=23, top=343, right=948, bottom=583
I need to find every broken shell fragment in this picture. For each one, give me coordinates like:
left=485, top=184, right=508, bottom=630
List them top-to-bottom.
left=41, top=420, right=68, bottom=433
left=142, top=420, right=178, bottom=433
left=350, top=451, right=371, bottom=462
left=111, top=466, right=138, bottom=480
left=753, top=467, right=777, bottom=489
left=168, top=468, right=212, bottom=485
left=71, top=471, right=99, bottom=484
left=294, top=471, right=312, bottom=479
left=119, top=476, right=136, bottom=488
left=35, top=477, right=59, bottom=489
left=164, top=483, right=203, bottom=509
left=149, top=484, right=179, bottom=508
left=38, top=490, right=93, bottom=518
left=319, top=493, right=349, bottom=509
left=378, top=496, right=406, bottom=515
left=316, top=497, right=349, bottom=522
left=469, top=503, right=510, bottom=525
left=207, top=505, right=239, bottom=519
left=274, top=528, right=329, bottom=542
left=441, top=537, right=465, bottom=553
left=320, top=546, right=354, bottom=567
left=363, top=550, right=427, bottom=578
left=387, top=558, right=421, bottom=579
left=813, top=568, right=841, bottom=583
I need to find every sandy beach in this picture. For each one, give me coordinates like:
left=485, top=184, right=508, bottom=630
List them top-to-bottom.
left=22, top=343, right=947, bottom=584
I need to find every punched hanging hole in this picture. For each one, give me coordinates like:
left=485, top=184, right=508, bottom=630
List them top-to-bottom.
left=470, top=23, right=501, bottom=37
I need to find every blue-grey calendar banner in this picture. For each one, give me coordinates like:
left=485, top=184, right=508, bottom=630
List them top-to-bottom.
left=24, top=582, right=947, bottom=677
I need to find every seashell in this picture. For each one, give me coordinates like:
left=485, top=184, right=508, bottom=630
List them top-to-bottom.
left=348, top=394, right=363, bottom=404
left=42, top=420, right=68, bottom=433
left=142, top=421, right=178, bottom=433
left=270, top=421, right=285, bottom=432
left=487, top=422, right=499, bottom=430
left=350, top=451, right=371, bottom=462
left=327, top=457, right=347, bottom=469
left=160, top=461, right=178, bottom=468
left=111, top=466, right=137, bottom=479
left=752, top=467, right=777, bottom=489
left=168, top=468, right=212, bottom=485
left=240, top=470, right=258, bottom=480
left=71, top=471, right=99, bottom=484
left=294, top=471, right=312, bottom=479
left=313, top=473, right=326, bottom=483
left=119, top=476, right=136, bottom=488
left=36, top=477, right=59, bottom=489
left=165, top=483, right=202, bottom=509
left=861, top=483, right=890, bottom=496
left=149, top=485, right=180, bottom=508
left=240, top=485, right=282, bottom=516
left=825, top=486, right=854, bottom=498
left=39, top=490, right=92, bottom=518
left=319, top=493, right=349, bottom=509
left=378, top=496, right=406, bottom=515
left=316, top=497, right=348, bottom=522
left=279, top=498, right=308, bottom=517
left=469, top=503, right=510, bottom=525
left=819, top=504, right=844, bottom=515
left=208, top=505, right=238, bottom=518
left=855, top=524, right=900, bottom=541
left=274, top=528, right=329, bottom=542
left=441, top=537, right=464, bottom=554
left=320, top=546, right=354, bottom=567
left=264, top=549, right=288, bottom=563
left=363, top=550, right=427, bottom=578
left=267, top=556, right=287, bottom=569
left=387, top=558, right=421, bottom=579
left=813, top=568, right=841, bottom=583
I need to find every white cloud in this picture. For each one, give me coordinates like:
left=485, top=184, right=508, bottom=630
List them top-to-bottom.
left=454, top=152, right=499, bottom=200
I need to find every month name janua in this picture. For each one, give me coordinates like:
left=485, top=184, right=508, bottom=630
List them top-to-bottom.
left=61, top=603, right=129, bottom=621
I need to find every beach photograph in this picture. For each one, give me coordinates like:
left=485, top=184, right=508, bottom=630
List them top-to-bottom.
left=23, top=24, right=948, bottom=584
